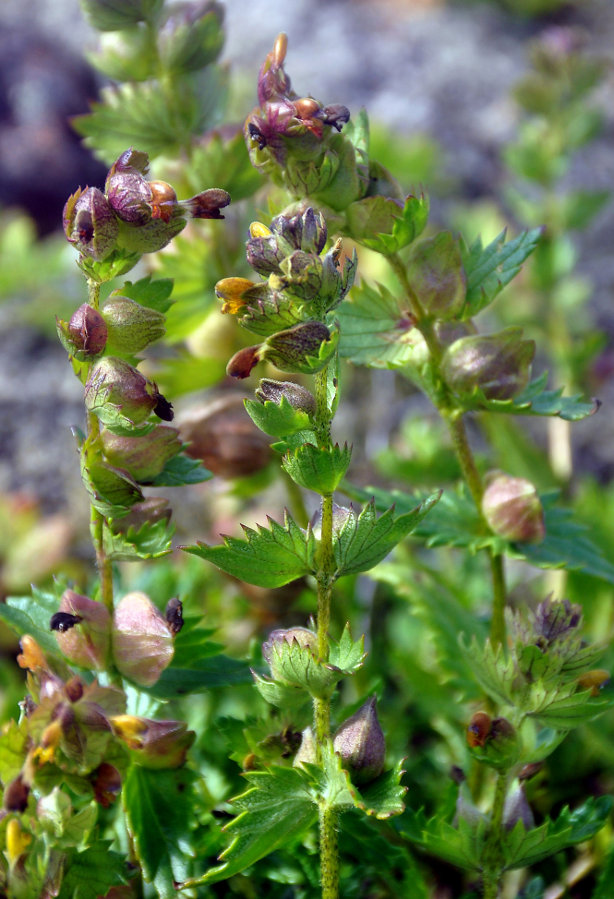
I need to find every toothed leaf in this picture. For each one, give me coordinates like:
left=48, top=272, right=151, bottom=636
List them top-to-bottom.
left=282, top=442, right=352, bottom=494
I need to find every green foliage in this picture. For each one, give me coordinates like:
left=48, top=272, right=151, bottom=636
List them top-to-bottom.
left=245, top=396, right=313, bottom=437
left=282, top=442, right=352, bottom=494
left=57, top=842, right=127, bottom=899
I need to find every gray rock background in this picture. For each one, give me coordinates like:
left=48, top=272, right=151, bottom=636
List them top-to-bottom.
left=0, top=0, right=613, bottom=517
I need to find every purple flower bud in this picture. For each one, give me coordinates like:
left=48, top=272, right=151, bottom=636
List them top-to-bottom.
left=63, top=186, right=119, bottom=261
left=101, top=296, right=166, bottom=353
left=67, top=304, right=108, bottom=356
left=261, top=321, right=333, bottom=374
left=441, top=328, right=535, bottom=400
left=85, top=357, right=172, bottom=428
left=255, top=379, right=316, bottom=416
left=101, top=425, right=182, bottom=483
left=482, top=472, right=545, bottom=544
left=52, top=590, right=111, bottom=670
left=112, top=592, right=174, bottom=686
left=533, top=596, right=582, bottom=645
left=262, top=626, right=318, bottom=669
left=333, top=696, right=386, bottom=785
left=293, top=726, right=317, bottom=768
left=503, top=783, right=535, bottom=831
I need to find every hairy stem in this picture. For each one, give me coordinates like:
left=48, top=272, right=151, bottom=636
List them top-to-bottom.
left=482, top=772, right=509, bottom=899
left=319, top=804, right=339, bottom=899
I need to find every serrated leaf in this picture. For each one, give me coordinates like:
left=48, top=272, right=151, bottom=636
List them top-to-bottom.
left=345, top=193, right=430, bottom=255
left=460, top=227, right=543, bottom=318
left=118, top=276, right=174, bottom=314
left=337, top=280, right=427, bottom=369
left=461, top=372, right=598, bottom=421
left=244, top=396, right=312, bottom=438
left=282, top=442, right=352, bottom=494
left=150, top=451, right=212, bottom=487
left=343, top=483, right=614, bottom=583
left=333, top=493, right=441, bottom=579
left=182, top=511, right=316, bottom=588
left=103, top=517, right=174, bottom=561
left=0, top=589, right=67, bottom=660
left=328, top=624, right=366, bottom=675
left=459, top=635, right=518, bottom=707
left=265, top=639, right=340, bottom=700
left=530, top=688, right=614, bottom=729
left=350, top=760, right=407, bottom=819
left=124, top=765, right=199, bottom=898
left=196, top=766, right=318, bottom=884
left=503, top=796, right=612, bottom=870
left=400, top=807, right=484, bottom=871
left=57, top=841, right=127, bottom=899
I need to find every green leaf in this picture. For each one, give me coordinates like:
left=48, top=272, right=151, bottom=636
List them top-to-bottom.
left=79, top=0, right=162, bottom=31
left=186, top=130, right=262, bottom=202
left=460, top=228, right=543, bottom=318
left=118, top=276, right=174, bottom=314
left=338, top=280, right=427, bottom=369
left=461, top=372, right=598, bottom=421
left=244, top=396, right=313, bottom=438
left=282, top=442, right=352, bottom=494
left=150, top=451, right=212, bottom=487
left=333, top=493, right=441, bottom=578
left=182, top=511, right=316, bottom=588
left=103, top=517, right=174, bottom=561
left=0, top=588, right=67, bottom=660
left=328, top=624, right=366, bottom=676
left=143, top=656, right=253, bottom=698
left=530, top=688, right=614, bottom=730
left=0, top=719, right=28, bottom=784
left=350, top=759, right=407, bottom=819
left=124, top=765, right=199, bottom=898
left=196, top=766, right=318, bottom=884
left=503, top=796, right=612, bottom=870
left=400, top=807, right=484, bottom=871
left=58, top=841, right=126, bottom=899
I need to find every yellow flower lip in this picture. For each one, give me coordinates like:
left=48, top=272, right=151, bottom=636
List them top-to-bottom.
left=249, top=221, right=272, bottom=239
left=215, top=277, right=257, bottom=314
left=6, top=818, right=31, bottom=865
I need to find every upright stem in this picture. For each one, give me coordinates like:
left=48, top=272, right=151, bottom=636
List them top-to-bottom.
left=313, top=362, right=339, bottom=899
left=482, top=772, right=508, bottom=899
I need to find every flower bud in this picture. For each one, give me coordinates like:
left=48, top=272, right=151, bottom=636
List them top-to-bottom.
left=158, top=2, right=224, bottom=75
left=105, top=149, right=153, bottom=225
left=63, top=186, right=119, bottom=260
left=181, top=188, right=231, bottom=220
left=215, top=277, right=262, bottom=315
left=101, top=296, right=166, bottom=353
left=66, top=303, right=108, bottom=356
left=261, top=321, right=334, bottom=374
left=441, top=328, right=535, bottom=400
left=226, top=344, right=262, bottom=379
left=85, top=357, right=173, bottom=428
left=255, top=379, right=316, bottom=416
left=179, top=394, right=272, bottom=478
left=101, top=425, right=182, bottom=483
left=481, top=473, right=545, bottom=544
left=51, top=590, right=111, bottom=670
left=112, top=592, right=174, bottom=686
left=262, top=626, right=318, bottom=671
left=333, top=696, right=386, bottom=785
left=466, top=712, right=519, bottom=770
left=111, top=715, right=194, bottom=768
left=3, top=775, right=30, bottom=813
left=503, top=782, right=535, bottom=831
left=5, top=817, right=31, bottom=867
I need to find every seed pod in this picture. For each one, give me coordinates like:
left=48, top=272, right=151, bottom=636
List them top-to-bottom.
left=63, top=186, right=119, bottom=260
left=101, top=296, right=166, bottom=353
left=67, top=304, right=108, bottom=355
left=261, top=321, right=333, bottom=374
left=441, top=328, right=535, bottom=400
left=85, top=357, right=172, bottom=428
left=255, top=378, right=316, bottom=416
left=101, top=425, right=182, bottom=483
left=482, top=472, right=545, bottom=544
left=52, top=590, right=111, bottom=670
left=112, top=592, right=174, bottom=686
left=262, top=626, right=318, bottom=670
left=333, top=696, right=386, bottom=785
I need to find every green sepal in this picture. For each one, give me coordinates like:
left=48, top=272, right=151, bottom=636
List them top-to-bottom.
left=79, top=0, right=163, bottom=31
left=158, top=6, right=224, bottom=75
left=87, top=27, right=158, bottom=83
left=345, top=193, right=429, bottom=255
left=460, top=227, right=543, bottom=318
left=406, top=231, right=466, bottom=320
left=77, top=248, right=142, bottom=284
left=117, top=275, right=174, bottom=314
left=237, top=290, right=305, bottom=338
left=56, top=317, right=103, bottom=362
left=458, top=371, right=598, bottom=421
left=244, top=396, right=313, bottom=438
left=270, top=429, right=318, bottom=454
left=80, top=437, right=144, bottom=518
left=282, top=442, right=352, bottom=494
left=149, top=451, right=212, bottom=487
left=333, top=493, right=441, bottom=579
left=181, top=511, right=316, bottom=588
left=103, top=517, right=174, bottom=561
left=328, top=624, right=367, bottom=676
left=459, top=635, right=517, bottom=708
left=263, top=639, right=341, bottom=700
left=252, top=672, right=312, bottom=711
left=529, top=687, right=614, bottom=730
left=346, top=758, right=407, bottom=819
left=123, top=765, right=199, bottom=899
left=193, top=765, right=319, bottom=885
left=502, top=796, right=612, bottom=871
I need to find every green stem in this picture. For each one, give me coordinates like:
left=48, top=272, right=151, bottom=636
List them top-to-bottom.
left=482, top=772, right=509, bottom=899
left=319, top=805, right=339, bottom=899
